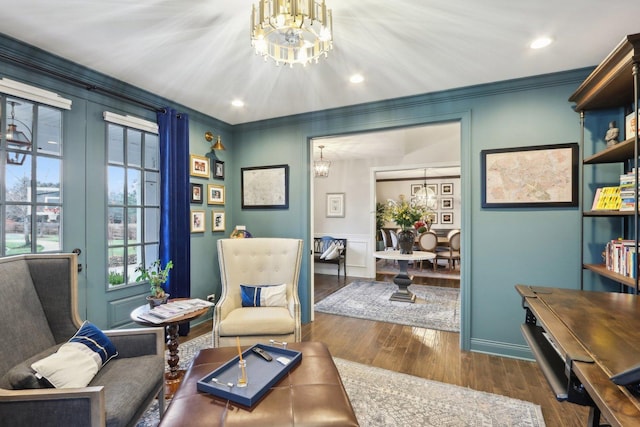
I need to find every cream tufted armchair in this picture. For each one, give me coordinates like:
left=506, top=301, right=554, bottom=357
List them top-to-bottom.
left=213, top=238, right=303, bottom=347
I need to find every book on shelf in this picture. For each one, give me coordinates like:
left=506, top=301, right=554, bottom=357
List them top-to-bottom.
left=618, top=171, right=640, bottom=211
left=592, top=186, right=621, bottom=210
left=591, top=187, right=603, bottom=210
left=605, top=239, right=638, bottom=278
left=136, top=298, right=214, bottom=324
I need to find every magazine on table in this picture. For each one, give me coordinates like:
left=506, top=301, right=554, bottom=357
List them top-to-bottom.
left=137, top=298, right=214, bottom=324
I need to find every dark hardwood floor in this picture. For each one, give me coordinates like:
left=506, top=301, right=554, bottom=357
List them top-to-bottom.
left=189, top=271, right=589, bottom=426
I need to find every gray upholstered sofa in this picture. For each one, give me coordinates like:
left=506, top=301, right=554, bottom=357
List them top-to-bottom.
left=0, top=253, right=165, bottom=427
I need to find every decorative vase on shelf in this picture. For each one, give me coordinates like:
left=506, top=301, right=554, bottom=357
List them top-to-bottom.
left=397, top=229, right=415, bottom=254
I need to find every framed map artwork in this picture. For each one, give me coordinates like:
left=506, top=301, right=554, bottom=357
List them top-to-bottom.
left=481, top=143, right=578, bottom=208
left=241, top=164, right=289, bottom=209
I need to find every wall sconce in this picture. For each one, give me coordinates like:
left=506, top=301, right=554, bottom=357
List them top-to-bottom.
left=205, top=131, right=225, bottom=151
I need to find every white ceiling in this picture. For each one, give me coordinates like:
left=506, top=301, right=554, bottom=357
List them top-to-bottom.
left=1, top=1, right=639, bottom=126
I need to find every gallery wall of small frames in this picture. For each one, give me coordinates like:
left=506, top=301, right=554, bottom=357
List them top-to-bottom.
left=189, top=152, right=225, bottom=233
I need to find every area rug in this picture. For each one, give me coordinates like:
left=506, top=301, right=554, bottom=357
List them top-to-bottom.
left=314, top=281, right=460, bottom=332
left=137, top=332, right=546, bottom=427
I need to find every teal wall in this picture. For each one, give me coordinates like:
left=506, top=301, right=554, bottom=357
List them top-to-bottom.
left=1, top=33, right=609, bottom=358
left=232, top=71, right=597, bottom=358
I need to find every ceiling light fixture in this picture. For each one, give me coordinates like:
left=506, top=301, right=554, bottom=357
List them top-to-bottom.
left=250, top=0, right=333, bottom=67
left=530, top=37, right=553, bottom=49
left=350, top=74, right=364, bottom=84
left=231, top=99, right=245, bottom=107
left=5, top=100, right=32, bottom=166
left=205, top=131, right=226, bottom=151
left=314, top=145, right=330, bottom=177
left=414, top=168, right=437, bottom=210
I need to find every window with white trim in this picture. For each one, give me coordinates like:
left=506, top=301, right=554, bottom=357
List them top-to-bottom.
left=1, top=94, right=66, bottom=255
left=105, top=113, right=160, bottom=289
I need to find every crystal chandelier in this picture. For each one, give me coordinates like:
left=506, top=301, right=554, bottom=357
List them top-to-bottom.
left=250, top=0, right=333, bottom=67
left=314, top=145, right=330, bottom=177
left=415, top=169, right=437, bottom=210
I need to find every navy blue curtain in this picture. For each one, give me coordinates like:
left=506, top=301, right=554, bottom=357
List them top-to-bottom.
left=157, top=108, right=191, bottom=335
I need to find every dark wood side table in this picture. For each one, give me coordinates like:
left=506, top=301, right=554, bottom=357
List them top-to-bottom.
left=131, top=299, right=211, bottom=398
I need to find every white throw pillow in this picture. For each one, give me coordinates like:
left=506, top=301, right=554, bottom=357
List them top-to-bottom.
left=320, top=242, right=336, bottom=259
left=324, top=244, right=343, bottom=260
left=30, top=321, right=118, bottom=389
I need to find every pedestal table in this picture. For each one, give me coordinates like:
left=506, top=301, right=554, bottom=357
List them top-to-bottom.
left=373, top=250, right=435, bottom=302
left=131, top=299, right=211, bottom=398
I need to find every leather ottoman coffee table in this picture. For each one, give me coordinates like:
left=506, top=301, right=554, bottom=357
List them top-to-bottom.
left=159, top=341, right=359, bottom=426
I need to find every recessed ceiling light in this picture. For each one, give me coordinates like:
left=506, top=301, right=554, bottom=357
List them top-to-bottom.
left=530, top=37, right=553, bottom=49
left=349, top=74, right=364, bottom=84
left=231, top=99, right=244, bottom=107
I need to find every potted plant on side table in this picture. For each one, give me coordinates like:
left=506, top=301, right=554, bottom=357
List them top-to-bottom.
left=136, top=259, right=173, bottom=308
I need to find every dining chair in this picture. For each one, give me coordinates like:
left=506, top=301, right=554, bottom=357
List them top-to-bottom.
left=389, top=230, right=399, bottom=250
left=435, top=230, right=461, bottom=270
left=416, top=231, right=439, bottom=270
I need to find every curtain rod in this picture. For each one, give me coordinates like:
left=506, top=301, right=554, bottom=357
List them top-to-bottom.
left=0, top=51, right=165, bottom=113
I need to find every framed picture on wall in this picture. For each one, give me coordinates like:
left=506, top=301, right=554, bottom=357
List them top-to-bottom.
left=481, top=143, right=578, bottom=208
left=189, top=154, right=210, bottom=178
left=213, top=160, right=225, bottom=179
left=241, top=164, right=289, bottom=209
left=190, top=183, right=203, bottom=204
left=441, top=183, right=453, bottom=195
left=207, top=184, right=225, bottom=205
left=411, top=184, right=422, bottom=196
left=326, top=193, right=345, bottom=217
left=440, top=197, right=453, bottom=210
left=190, top=210, right=206, bottom=232
left=212, top=211, right=225, bottom=232
left=426, top=212, right=437, bottom=225
left=441, top=212, right=453, bottom=224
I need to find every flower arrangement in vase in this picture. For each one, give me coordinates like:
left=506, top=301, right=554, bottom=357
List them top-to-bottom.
left=384, top=195, right=432, bottom=254
left=135, top=259, right=173, bottom=308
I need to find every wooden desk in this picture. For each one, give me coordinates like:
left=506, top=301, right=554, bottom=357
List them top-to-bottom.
left=374, top=250, right=435, bottom=302
left=515, top=285, right=640, bottom=427
left=131, top=299, right=211, bottom=398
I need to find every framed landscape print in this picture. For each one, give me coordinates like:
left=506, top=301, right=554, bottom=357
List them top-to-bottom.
left=481, top=143, right=578, bottom=208
left=190, top=154, right=210, bottom=178
left=241, top=164, right=289, bottom=209
left=190, top=183, right=203, bottom=204
left=207, top=184, right=225, bottom=205
left=190, top=210, right=205, bottom=232
left=212, top=211, right=225, bottom=232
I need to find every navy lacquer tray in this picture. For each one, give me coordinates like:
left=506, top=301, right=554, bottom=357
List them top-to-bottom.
left=196, top=343, right=302, bottom=407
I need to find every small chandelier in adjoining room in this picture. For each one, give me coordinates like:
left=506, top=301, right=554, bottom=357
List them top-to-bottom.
left=250, top=0, right=333, bottom=67
left=314, top=145, right=330, bottom=178
left=415, top=168, right=437, bottom=210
